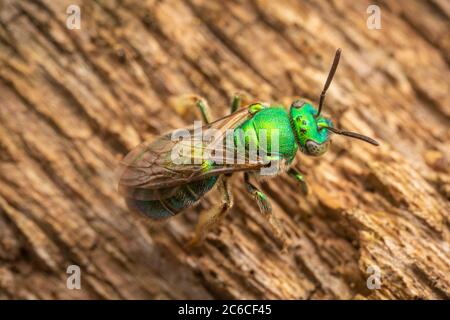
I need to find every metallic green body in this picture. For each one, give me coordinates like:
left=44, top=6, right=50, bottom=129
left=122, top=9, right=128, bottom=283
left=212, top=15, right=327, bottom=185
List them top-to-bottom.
left=121, top=49, right=380, bottom=246
left=128, top=102, right=333, bottom=220
left=289, top=102, right=332, bottom=156
left=234, top=105, right=298, bottom=163
left=127, top=176, right=218, bottom=220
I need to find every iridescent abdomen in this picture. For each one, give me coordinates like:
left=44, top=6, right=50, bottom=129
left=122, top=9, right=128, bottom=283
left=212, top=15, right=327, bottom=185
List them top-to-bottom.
left=126, top=176, right=218, bottom=220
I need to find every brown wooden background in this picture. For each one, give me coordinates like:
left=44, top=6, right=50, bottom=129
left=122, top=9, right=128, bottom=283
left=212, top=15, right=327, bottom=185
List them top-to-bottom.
left=0, top=0, right=449, bottom=299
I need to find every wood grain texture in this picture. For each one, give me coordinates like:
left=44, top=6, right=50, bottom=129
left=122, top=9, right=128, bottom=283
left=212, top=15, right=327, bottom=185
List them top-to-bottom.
left=0, top=0, right=448, bottom=299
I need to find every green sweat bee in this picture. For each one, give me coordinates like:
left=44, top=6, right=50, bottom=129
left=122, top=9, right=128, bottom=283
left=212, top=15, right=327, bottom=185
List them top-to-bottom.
left=117, top=49, right=379, bottom=247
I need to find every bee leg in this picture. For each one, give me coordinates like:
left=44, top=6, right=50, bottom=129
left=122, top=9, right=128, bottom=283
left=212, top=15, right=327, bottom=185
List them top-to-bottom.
left=229, top=91, right=253, bottom=114
left=171, top=94, right=212, bottom=123
left=230, top=95, right=241, bottom=114
left=195, top=97, right=212, bottom=124
left=287, top=168, right=309, bottom=195
left=244, top=173, right=288, bottom=250
left=186, top=176, right=233, bottom=248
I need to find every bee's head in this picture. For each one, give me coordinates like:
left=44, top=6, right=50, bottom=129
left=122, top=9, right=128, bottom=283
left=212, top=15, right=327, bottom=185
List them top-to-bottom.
left=289, top=49, right=379, bottom=157
left=290, top=100, right=332, bottom=156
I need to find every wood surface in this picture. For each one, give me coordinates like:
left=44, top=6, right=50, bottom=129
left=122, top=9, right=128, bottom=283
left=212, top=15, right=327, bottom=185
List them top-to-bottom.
left=0, top=0, right=449, bottom=299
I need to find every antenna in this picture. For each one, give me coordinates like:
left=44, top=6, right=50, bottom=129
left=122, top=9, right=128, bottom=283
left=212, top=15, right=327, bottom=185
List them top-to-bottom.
left=316, top=48, right=342, bottom=118
left=322, top=125, right=379, bottom=146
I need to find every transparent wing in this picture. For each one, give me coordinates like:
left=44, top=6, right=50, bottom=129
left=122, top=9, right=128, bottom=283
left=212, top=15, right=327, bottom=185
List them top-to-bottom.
left=117, top=107, right=270, bottom=201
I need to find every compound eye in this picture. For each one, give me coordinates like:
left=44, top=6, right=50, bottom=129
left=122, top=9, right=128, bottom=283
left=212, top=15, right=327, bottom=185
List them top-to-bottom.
left=291, top=100, right=306, bottom=109
left=306, top=140, right=329, bottom=156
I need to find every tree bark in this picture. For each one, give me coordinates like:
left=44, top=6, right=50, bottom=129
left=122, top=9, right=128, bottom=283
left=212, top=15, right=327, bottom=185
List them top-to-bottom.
left=0, top=0, right=449, bottom=300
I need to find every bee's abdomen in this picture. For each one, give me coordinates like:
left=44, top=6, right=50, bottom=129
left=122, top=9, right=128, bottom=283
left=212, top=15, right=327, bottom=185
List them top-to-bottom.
left=126, top=176, right=218, bottom=220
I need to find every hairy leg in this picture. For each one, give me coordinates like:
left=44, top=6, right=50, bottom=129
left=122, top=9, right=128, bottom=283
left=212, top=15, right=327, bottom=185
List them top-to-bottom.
left=230, top=91, right=254, bottom=114
left=171, top=94, right=213, bottom=123
left=230, top=94, right=241, bottom=114
left=195, top=97, right=212, bottom=124
left=287, top=168, right=309, bottom=195
left=244, top=173, right=288, bottom=248
left=187, top=176, right=233, bottom=248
